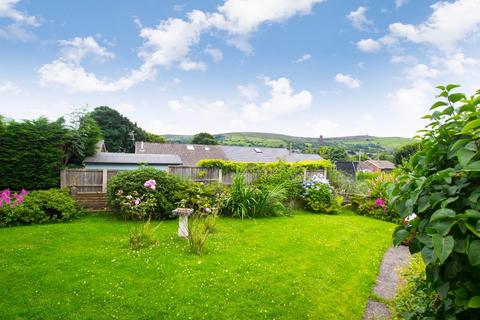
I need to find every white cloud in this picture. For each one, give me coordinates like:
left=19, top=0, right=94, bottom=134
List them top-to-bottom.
left=0, top=0, right=39, bottom=41
left=0, top=0, right=38, bottom=26
left=215, top=0, right=324, bottom=35
left=388, top=0, right=480, bottom=52
left=395, top=0, right=409, bottom=9
left=173, top=4, right=185, bottom=12
left=347, top=6, right=373, bottom=31
left=39, top=37, right=155, bottom=92
left=356, top=38, right=381, bottom=52
left=204, top=45, right=223, bottom=63
left=432, top=52, right=480, bottom=75
left=293, top=53, right=312, bottom=63
left=390, top=54, right=417, bottom=64
left=179, top=59, right=207, bottom=71
left=402, top=64, right=439, bottom=80
left=334, top=73, right=361, bottom=88
left=241, top=77, right=312, bottom=121
left=172, top=78, right=182, bottom=85
left=0, top=81, right=21, bottom=94
left=237, top=84, right=259, bottom=101
left=115, top=103, right=137, bottom=115
left=304, top=119, right=338, bottom=136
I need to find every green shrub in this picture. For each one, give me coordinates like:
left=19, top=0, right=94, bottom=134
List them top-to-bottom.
left=391, top=85, right=480, bottom=318
left=197, top=159, right=333, bottom=171
left=254, top=162, right=303, bottom=201
left=107, top=167, right=186, bottom=219
left=356, top=171, right=381, bottom=181
left=219, top=172, right=288, bottom=219
left=301, top=175, right=341, bottom=214
left=174, top=181, right=226, bottom=214
left=0, top=189, right=80, bottom=227
left=350, top=195, right=399, bottom=223
left=394, top=254, right=436, bottom=319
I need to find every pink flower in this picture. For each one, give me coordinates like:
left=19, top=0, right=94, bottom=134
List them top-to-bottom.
left=144, top=179, right=157, bottom=190
left=20, top=189, right=28, bottom=196
left=13, top=192, right=24, bottom=204
left=126, top=195, right=133, bottom=200
left=134, top=198, right=141, bottom=205
left=375, top=198, right=386, bottom=207
left=205, top=208, right=211, bottom=213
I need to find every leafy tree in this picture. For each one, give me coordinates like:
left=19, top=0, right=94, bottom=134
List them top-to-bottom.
left=392, top=85, right=480, bottom=318
left=89, top=106, right=146, bottom=152
left=66, top=111, right=102, bottom=166
left=0, top=117, right=70, bottom=190
left=145, top=132, right=165, bottom=143
left=191, top=132, right=218, bottom=145
left=393, top=142, right=420, bottom=165
left=304, top=143, right=314, bottom=154
left=318, top=146, right=348, bottom=161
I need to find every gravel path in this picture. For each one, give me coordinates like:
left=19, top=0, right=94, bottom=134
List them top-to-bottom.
left=362, top=246, right=410, bottom=320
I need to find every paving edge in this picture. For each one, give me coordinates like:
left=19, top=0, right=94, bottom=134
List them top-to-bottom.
left=362, top=246, right=411, bottom=320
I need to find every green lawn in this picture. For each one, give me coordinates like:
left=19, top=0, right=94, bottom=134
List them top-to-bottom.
left=0, top=211, right=394, bottom=319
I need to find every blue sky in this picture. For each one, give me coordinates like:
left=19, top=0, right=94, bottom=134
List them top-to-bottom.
left=1, top=0, right=479, bottom=138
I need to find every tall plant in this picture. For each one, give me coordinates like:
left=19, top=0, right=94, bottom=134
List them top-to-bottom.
left=391, top=85, right=480, bottom=318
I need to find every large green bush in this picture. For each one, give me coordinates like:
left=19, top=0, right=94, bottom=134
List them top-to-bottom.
left=392, top=85, right=480, bottom=318
left=197, top=159, right=333, bottom=171
left=107, top=167, right=186, bottom=219
left=301, top=175, right=341, bottom=214
left=0, top=189, right=80, bottom=227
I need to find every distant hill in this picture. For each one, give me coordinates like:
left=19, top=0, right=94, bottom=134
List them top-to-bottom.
left=163, top=132, right=413, bottom=156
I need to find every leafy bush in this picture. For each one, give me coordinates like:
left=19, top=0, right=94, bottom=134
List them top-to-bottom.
left=391, top=85, right=480, bottom=318
left=393, top=142, right=421, bottom=166
left=254, top=162, right=303, bottom=201
left=108, top=167, right=186, bottom=219
left=328, top=168, right=369, bottom=195
left=356, top=171, right=381, bottom=181
left=219, top=172, right=287, bottom=219
left=302, top=175, right=342, bottom=214
left=175, top=181, right=225, bottom=214
left=0, top=189, right=80, bottom=227
left=350, top=195, right=399, bottom=223
left=394, top=254, right=436, bottom=319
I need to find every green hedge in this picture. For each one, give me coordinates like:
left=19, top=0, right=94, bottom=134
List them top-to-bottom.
left=196, top=159, right=333, bottom=172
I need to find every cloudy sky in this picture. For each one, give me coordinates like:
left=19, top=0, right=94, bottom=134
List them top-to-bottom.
left=1, top=0, right=479, bottom=138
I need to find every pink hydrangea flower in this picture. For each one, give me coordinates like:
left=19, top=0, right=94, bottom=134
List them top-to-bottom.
left=144, top=179, right=157, bottom=190
left=134, top=198, right=141, bottom=205
left=375, top=198, right=386, bottom=207
left=205, top=208, right=211, bottom=213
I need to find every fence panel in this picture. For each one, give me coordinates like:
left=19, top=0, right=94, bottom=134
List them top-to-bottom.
left=168, top=166, right=221, bottom=183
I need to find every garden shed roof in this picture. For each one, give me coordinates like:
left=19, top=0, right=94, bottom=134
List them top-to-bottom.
left=83, top=152, right=182, bottom=165
left=365, top=160, right=396, bottom=170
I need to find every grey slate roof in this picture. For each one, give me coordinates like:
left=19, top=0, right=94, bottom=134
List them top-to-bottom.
left=135, top=142, right=226, bottom=166
left=135, top=142, right=323, bottom=165
left=84, top=152, right=182, bottom=165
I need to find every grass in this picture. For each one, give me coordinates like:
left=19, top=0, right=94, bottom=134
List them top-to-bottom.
left=0, top=210, right=395, bottom=319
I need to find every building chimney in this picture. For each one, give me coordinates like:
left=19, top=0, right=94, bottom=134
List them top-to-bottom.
left=319, top=135, right=324, bottom=146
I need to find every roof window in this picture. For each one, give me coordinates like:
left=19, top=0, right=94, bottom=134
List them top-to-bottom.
left=186, top=145, right=195, bottom=151
left=204, top=146, right=210, bottom=151
left=254, top=148, right=263, bottom=153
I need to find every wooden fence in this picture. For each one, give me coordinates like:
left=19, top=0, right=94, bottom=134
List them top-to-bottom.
left=60, top=167, right=328, bottom=192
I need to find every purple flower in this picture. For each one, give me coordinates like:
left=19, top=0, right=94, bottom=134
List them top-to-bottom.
left=20, top=189, right=28, bottom=196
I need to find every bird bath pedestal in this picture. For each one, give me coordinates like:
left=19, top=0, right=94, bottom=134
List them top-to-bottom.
left=172, top=208, right=194, bottom=239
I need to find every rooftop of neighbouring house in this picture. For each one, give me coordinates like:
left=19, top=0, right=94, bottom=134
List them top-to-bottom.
left=134, top=142, right=323, bottom=166
left=83, top=152, right=182, bottom=165
left=364, top=160, right=396, bottom=170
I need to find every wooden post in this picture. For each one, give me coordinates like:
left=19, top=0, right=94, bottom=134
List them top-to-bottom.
left=303, top=168, right=307, bottom=181
left=60, top=169, right=67, bottom=189
left=101, top=169, right=108, bottom=193
left=218, top=169, right=223, bottom=184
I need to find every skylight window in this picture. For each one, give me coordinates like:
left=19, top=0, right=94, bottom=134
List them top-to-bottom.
left=187, top=145, right=194, bottom=151
left=204, top=147, right=210, bottom=151
left=254, top=148, right=263, bottom=153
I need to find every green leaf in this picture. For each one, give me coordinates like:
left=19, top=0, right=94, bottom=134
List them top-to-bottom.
left=446, top=84, right=461, bottom=91
left=436, top=85, right=446, bottom=90
left=448, top=93, right=466, bottom=103
left=430, top=101, right=448, bottom=110
left=461, top=119, right=480, bottom=134
left=457, top=148, right=476, bottom=166
left=464, top=161, right=480, bottom=172
left=430, top=208, right=456, bottom=222
left=431, top=219, right=457, bottom=236
left=465, top=222, right=480, bottom=238
left=393, top=228, right=410, bottom=246
left=432, top=234, right=454, bottom=264
left=453, top=238, right=467, bottom=253
left=468, top=240, right=480, bottom=266
left=421, top=247, right=435, bottom=265
left=468, top=296, right=480, bottom=308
